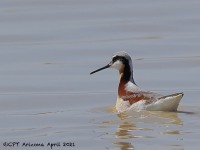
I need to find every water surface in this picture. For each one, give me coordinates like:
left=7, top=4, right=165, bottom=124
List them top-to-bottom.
left=0, top=0, right=200, bottom=149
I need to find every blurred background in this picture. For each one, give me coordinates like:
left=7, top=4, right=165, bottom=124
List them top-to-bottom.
left=0, top=0, right=200, bottom=149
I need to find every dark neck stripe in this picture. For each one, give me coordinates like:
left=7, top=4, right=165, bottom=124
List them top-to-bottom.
left=120, top=58, right=136, bottom=85
left=121, top=62, right=131, bottom=81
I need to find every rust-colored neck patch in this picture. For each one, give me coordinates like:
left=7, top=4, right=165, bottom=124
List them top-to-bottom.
left=118, top=72, right=129, bottom=97
left=118, top=73, right=150, bottom=105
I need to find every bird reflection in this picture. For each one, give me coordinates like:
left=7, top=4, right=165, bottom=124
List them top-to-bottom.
left=98, top=106, right=184, bottom=150
left=112, top=111, right=183, bottom=150
left=115, top=121, right=137, bottom=139
left=113, top=141, right=134, bottom=150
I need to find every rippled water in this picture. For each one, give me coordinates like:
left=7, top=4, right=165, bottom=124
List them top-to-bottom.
left=0, top=0, right=200, bottom=150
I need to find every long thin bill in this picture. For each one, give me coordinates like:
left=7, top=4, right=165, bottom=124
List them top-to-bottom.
left=90, top=64, right=110, bottom=75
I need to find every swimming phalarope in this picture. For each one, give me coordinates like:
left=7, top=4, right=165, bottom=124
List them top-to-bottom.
left=90, top=51, right=184, bottom=113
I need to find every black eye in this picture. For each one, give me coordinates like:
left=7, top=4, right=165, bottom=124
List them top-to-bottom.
left=112, top=56, right=118, bottom=62
left=113, top=56, right=126, bottom=63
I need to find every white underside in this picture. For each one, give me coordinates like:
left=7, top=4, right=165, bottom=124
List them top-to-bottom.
left=116, top=93, right=183, bottom=113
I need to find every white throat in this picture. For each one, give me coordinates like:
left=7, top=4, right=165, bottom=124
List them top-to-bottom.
left=111, top=60, right=123, bottom=71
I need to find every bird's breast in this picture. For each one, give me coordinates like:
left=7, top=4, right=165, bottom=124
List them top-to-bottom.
left=118, top=81, right=150, bottom=105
